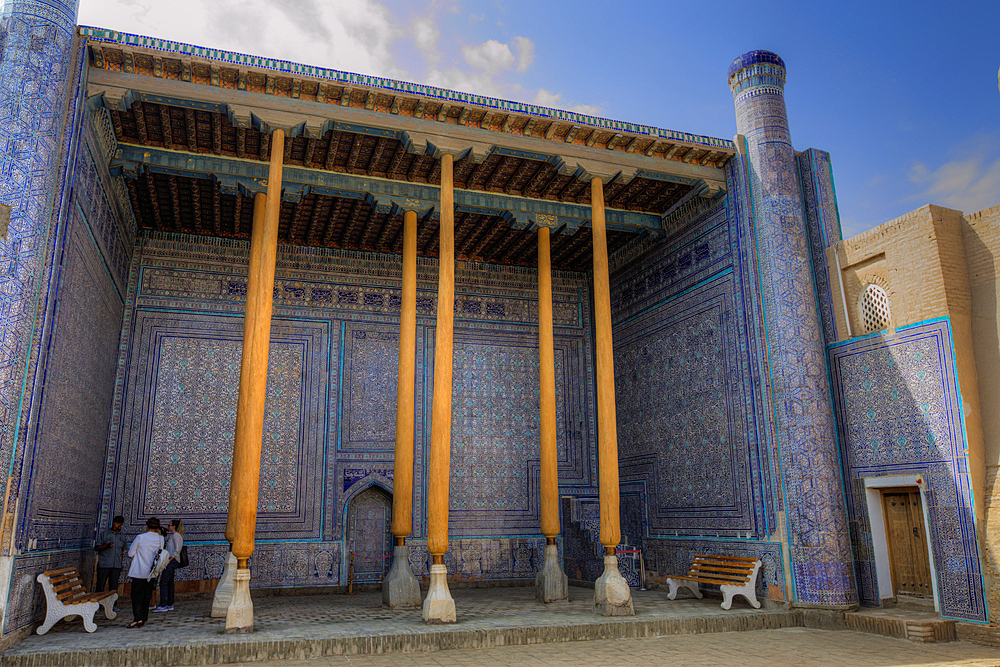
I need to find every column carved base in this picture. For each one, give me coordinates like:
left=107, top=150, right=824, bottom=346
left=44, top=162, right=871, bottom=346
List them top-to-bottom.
left=535, top=543, right=568, bottom=603
left=382, top=545, right=421, bottom=609
left=211, top=551, right=238, bottom=618
left=594, top=554, right=634, bottom=617
left=421, top=563, right=456, bottom=624
left=224, top=568, right=254, bottom=633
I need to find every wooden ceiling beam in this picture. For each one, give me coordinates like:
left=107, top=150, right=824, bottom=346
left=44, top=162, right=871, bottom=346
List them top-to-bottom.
left=390, top=96, right=402, bottom=114
left=412, top=99, right=427, bottom=119
left=133, top=103, right=148, bottom=145
left=437, top=104, right=450, bottom=122
left=159, top=105, right=173, bottom=149
left=184, top=108, right=198, bottom=152
left=211, top=112, right=222, bottom=154
left=502, top=114, right=517, bottom=132
left=544, top=122, right=559, bottom=140
left=564, top=126, right=580, bottom=144
left=236, top=127, right=246, bottom=158
left=324, top=131, right=342, bottom=171
left=282, top=132, right=293, bottom=163
left=345, top=134, right=364, bottom=173
left=303, top=136, right=317, bottom=167
left=366, top=137, right=387, bottom=176
left=644, top=140, right=659, bottom=157
left=385, top=143, right=407, bottom=180
left=484, top=156, right=510, bottom=191
left=503, top=159, right=535, bottom=195
left=521, top=162, right=552, bottom=197
left=167, top=175, right=181, bottom=229
left=190, top=178, right=202, bottom=229
left=212, top=181, right=221, bottom=235
left=231, top=192, right=243, bottom=236
left=289, top=196, right=310, bottom=244
left=323, top=198, right=346, bottom=246
left=338, top=200, right=362, bottom=247
left=358, top=203, right=381, bottom=248
left=420, top=218, right=440, bottom=255
left=470, top=219, right=507, bottom=259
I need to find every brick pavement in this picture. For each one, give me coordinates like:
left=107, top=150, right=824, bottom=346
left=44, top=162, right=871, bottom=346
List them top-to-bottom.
left=4, top=587, right=1000, bottom=667
left=213, top=628, right=1000, bottom=667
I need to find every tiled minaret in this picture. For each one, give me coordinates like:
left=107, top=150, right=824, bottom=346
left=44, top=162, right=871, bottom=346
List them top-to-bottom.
left=0, top=0, right=80, bottom=479
left=728, top=51, right=856, bottom=607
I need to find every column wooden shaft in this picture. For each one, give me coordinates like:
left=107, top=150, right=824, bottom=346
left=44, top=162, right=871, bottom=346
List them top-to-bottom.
left=232, top=129, right=285, bottom=568
left=427, top=154, right=454, bottom=557
left=591, top=177, right=621, bottom=549
left=226, top=193, right=266, bottom=545
left=391, top=210, right=418, bottom=540
left=538, top=226, right=559, bottom=539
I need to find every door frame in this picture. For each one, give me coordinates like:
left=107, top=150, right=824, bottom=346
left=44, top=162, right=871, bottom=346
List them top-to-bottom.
left=864, top=475, right=939, bottom=610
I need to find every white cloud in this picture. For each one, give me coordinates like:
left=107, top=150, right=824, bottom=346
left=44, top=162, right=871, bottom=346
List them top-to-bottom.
left=77, top=0, right=603, bottom=120
left=78, top=0, right=405, bottom=79
left=411, top=14, right=440, bottom=67
left=512, top=36, right=534, bottom=72
left=461, top=39, right=515, bottom=74
left=534, top=88, right=562, bottom=107
left=908, top=137, right=1000, bottom=215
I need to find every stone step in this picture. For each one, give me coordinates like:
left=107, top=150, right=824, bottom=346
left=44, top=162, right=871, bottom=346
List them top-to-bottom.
left=0, top=589, right=804, bottom=667
left=845, top=609, right=956, bottom=643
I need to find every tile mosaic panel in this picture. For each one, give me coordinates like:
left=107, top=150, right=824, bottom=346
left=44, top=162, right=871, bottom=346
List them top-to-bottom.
left=0, top=1, right=78, bottom=481
left=730, top=54, right=855, bottom=607
left=798, top=148, right=842, bottom=346
left=611, top=187, right=776, bottom=542
left=101, top=231, right=599, bottom=589
left=110, top=311, right=328, bottom=541
left=829, top=318, right=987, bottom=622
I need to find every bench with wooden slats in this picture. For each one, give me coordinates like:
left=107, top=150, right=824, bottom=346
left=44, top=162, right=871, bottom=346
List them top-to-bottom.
left=665, top=554, right=762, bottom=610
left=36, top=567, right=117, bottom=634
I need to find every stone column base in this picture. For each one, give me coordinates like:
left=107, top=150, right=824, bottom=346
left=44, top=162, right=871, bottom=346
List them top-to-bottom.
left=535, top=543, right=568, bottom=603
left=382, top=544, right=421, bottom=609
left=211, top=551, right=237, bottom=618
left=594, top=554, right=634, bottom=616
left=421, top=563, right=456, bottom=624
left=225, top=568, right=254, bottom=633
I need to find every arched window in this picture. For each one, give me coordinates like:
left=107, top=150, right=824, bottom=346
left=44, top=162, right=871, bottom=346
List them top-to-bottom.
left=860, top=284, right=892, bottom=334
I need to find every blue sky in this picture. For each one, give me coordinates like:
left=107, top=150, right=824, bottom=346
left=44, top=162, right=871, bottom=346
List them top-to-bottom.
left=77, top=0, right=1000, bottom=238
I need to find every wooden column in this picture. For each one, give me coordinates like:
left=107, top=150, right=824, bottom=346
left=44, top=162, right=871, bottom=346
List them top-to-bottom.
left=231, top=129, right=284, bottom=570
left=423, top=153, right=456, bottom=623
left=427, top=153, right=455, bottom=562
left=591, top=176, right=633, bottom=615
left=591, top=177, right=620, bottom=552
left=212, top=191, right=266, bottom=618
left=226, top=194, right=266, bottom=547
left=383, top=209, right=422, bottom=610
left=391, top=209, right=418, bottom=543
left=535, top=225, right=568, bottom=603
left=538, top=226, right=559, bottom=542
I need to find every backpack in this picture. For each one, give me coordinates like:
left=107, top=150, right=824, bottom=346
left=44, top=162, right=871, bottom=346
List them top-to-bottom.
left=178, top=545, right=189, bottom=568
left=148, top=547, right=171, bottom=580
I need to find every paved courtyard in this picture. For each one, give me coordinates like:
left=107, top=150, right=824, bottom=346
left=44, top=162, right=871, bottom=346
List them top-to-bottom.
left=3, top=587, right=1000, bottom=666
left=220, top=628, right=1000, bottom=667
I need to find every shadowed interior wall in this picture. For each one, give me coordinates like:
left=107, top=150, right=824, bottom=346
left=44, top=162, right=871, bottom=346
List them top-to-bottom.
left=3, top=99, right=131, bottom=636
left=605, top=167, right=787, bottom=601
left=99, top=231, right=599, bottom=589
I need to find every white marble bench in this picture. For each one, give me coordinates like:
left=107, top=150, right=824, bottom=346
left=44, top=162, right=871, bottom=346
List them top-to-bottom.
left=665, top=554, right=762, bottom=610
left=36, top=567, right=117, bottom=634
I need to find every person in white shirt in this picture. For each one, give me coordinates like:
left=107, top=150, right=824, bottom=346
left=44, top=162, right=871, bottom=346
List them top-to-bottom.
left=126, top=517, right=164, bottom=628
left=153, top=519, right=184, bottom=612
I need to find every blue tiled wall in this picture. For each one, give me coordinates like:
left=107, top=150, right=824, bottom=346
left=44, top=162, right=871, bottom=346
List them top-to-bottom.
left=729, top=51, right=855, bottom=607
left=2, top=94, right=132, bottom=636
left=100, top=232, right=600, bottom=588
left=829, top=319, right=987, bottom=622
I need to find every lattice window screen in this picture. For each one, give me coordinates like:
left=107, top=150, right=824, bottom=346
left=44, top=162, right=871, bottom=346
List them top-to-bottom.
left=860, top=284, right=892, bottom=334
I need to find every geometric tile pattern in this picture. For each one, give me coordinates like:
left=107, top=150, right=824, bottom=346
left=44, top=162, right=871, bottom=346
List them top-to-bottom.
left=729, top=51, right=856, bottom=607
left=797, top=148, right=843, bottom=346
left=100, top=231, right=599, bottom=591
left=829, top=318, right=987, bottom=622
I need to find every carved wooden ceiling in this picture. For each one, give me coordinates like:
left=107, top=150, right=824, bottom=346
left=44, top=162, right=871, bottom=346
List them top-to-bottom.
left=109, top=101, right=697, bottom=212
left=126, top=171, right=632, bottom=272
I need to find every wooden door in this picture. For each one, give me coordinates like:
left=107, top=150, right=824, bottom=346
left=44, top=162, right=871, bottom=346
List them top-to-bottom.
left=347, top=486, right=393, bottom=583
left=882, top=488, right=933, bottom=598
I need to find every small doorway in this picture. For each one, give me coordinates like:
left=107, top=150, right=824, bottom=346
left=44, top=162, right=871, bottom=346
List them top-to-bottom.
left=346, top=486, right=393, bottom=583
left=881, top=487, right=933, bottom=599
